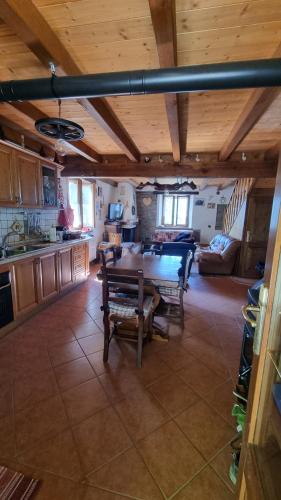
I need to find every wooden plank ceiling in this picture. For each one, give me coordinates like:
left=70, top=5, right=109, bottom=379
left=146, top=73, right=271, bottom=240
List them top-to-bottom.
left=0, top=0, right=280, bottom=167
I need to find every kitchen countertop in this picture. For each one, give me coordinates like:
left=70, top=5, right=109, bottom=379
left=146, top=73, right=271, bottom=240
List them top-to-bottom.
left=0, top=235, right=94, bottom=266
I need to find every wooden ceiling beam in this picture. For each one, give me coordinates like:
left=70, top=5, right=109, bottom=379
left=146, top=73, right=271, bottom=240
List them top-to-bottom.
left=0, top=0, right=140, bottom=162
left=149, top=0, right=181, bottom=162
left=219, top=43, right=281, bottom=161
left=8, top=102, right=102, bottom=162
left=0, top=114, right=56, bottom=150
left=265, top=143, right=281, bottom=160
left=61, top=155, right=277, bottom=179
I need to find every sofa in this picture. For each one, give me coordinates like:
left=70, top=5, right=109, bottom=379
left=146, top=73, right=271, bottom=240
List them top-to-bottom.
left=153, top=229, right=200, bottom=243
left=196, top=234, right=240, bottom=275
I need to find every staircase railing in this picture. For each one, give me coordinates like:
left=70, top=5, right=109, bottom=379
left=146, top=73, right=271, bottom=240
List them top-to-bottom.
left=223, top=178, right=254, bottom=234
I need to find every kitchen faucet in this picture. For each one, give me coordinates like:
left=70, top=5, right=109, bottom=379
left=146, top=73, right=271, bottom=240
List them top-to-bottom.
left=1, top=231, right=20, bottom=258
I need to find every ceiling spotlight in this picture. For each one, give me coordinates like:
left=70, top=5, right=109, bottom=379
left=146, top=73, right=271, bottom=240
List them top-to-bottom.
left=242, top=152, right=247, bottom=162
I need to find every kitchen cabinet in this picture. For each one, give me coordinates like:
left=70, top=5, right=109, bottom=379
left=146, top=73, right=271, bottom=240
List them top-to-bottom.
left=0, top=142, right=60, bottom=209
left=0, top=144, right=17, bottom=207
left=15, top=151, right=41, bottom=208
left=42, top=164, right=58, bottom=208
left=2, top=240, right=89, bottom=329
left=73, top=243, right=89, bottom=281
left=58, top=247, right=73, bottom=291
left=37, top=252, right=59, bottom=302
left=12, top=257, right=39, bottom=317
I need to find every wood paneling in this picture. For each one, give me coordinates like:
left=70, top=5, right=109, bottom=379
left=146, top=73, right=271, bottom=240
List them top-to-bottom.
left=0, top=0, right=279, bottom=156
left=0, top=0, right=140, bottom=161
left=186, top=90, right=252, bottom=152
left=106, top=95, right=172, bottom=154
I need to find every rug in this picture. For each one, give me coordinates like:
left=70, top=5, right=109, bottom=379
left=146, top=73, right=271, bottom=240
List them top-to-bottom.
left=0, top=466, right=40, bottom=500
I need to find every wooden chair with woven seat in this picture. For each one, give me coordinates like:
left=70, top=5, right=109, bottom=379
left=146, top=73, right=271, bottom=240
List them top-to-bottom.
left=100, top=246, right=118, bottom=266
left=156, top=250, right=193, bottom=328
left=100, top=266, right=154, bottom=368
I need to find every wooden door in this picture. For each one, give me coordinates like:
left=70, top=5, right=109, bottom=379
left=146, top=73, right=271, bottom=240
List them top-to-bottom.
left=0, top=144, right=17, bottom=206
left=15, top=151, right=42, bottom=207
left=237, top=155, right=281, bottom=500
left=240, top=190, right=273, bottom=278
left=58, top=247, right=73, bottom=291
left=37, top=252, right=59, bottom=302
left=12, top=258, right=38, bottom=317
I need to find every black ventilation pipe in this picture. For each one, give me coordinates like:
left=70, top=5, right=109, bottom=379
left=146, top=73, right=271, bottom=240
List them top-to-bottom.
left=0, top=58, right=281, bottom=102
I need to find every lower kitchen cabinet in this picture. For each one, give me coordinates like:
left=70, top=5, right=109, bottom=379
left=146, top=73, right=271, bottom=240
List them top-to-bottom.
left=9, top=242, right=89, bottom=325
left=73, top=243, right=89, bottom=282
left=58, top=247, right=73, bottom=291
left=37, top=252, right=59, bottom=302
left=12, top=257, right=39, bottom=317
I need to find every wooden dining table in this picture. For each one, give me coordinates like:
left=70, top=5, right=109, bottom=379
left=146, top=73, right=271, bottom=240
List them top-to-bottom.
left=98, top=254, right=183, bottom=340
left=107, top=254, right=182, bottom=284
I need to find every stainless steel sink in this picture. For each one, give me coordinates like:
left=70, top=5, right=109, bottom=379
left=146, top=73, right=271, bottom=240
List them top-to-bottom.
left=5, top=243, right=49, bottom=257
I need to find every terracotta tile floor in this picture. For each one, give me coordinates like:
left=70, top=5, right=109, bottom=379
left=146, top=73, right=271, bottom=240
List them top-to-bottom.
left=0, top=265, right=249, bottom=499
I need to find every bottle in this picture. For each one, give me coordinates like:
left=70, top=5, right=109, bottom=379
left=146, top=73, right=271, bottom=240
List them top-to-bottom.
left=49, top=226, right=57, bottom=243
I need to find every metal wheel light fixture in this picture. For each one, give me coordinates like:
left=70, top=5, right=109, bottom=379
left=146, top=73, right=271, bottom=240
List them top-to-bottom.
left=35, top=99, right=84, bottom=155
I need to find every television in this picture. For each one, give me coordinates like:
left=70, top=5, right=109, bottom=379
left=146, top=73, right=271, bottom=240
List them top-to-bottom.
left=108, top=203, right=123, bottom=221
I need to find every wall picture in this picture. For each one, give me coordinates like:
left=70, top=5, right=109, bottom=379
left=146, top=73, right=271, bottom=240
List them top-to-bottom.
left=195, top=199, right=204, bottom=206
left=207, top=202, right=216, bottom=209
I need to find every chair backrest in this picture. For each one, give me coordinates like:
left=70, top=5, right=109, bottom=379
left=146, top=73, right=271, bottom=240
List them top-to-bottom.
left=141, top=240, right=163, bottom=255
left=161, top=241, right=196, bottom=256
left=161, top=242, right=196, bottom=280
left=100, top=247, right=117, bottom=266
left=184, top=250, right=193, bottom=283
left=101, top=266, right=144, bottom=316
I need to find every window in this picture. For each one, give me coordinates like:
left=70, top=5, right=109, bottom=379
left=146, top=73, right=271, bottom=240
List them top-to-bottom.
left=68, top=179, right=95, bottom=229
left=82, top=182, right=94, bottom=227
left=157, top=194, right=191, bottom=228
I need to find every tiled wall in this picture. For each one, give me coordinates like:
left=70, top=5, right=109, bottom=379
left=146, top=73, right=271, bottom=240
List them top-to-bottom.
left=0, top=207, right=58, bottom=246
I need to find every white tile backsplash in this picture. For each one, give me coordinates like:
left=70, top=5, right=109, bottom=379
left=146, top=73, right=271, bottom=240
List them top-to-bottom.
left=0, top=207, right=59, bottom=245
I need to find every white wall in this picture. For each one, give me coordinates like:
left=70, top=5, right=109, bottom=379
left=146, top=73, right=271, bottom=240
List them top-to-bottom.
left=93, top=179, right=117, bottom=244
left=115, top=182, right=137, bottom=224
left=192, top=185, right=233, bottom=243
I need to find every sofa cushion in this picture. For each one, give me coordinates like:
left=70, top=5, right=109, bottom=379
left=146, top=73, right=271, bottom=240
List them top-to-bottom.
left=174, top=231, right=193, bottom=242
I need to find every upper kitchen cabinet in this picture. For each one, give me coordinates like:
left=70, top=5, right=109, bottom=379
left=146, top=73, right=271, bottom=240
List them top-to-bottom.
left=0, top=142, right=58, bottom=208
left=0, top=144, right=17, bottom=207
left=15, top=151, right=42, bottom=208
left=41, top=164, right=58, bottom=208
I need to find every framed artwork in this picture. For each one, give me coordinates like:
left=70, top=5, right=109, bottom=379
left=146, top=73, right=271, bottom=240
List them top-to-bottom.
left=195, top=199, right=205, bottom=206
left=207, top=202, right=216, bottom=209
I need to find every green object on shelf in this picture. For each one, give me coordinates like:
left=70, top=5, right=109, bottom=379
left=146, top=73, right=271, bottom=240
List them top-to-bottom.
left=232, top=403, right=246, bottom=432
left=229, top=459, right=238, bottom=485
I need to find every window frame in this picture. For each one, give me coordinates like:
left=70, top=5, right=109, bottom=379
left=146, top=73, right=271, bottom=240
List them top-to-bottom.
left=68, top=179, right=95, bottom=230
left=157, top=194, right=191, bottom=228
